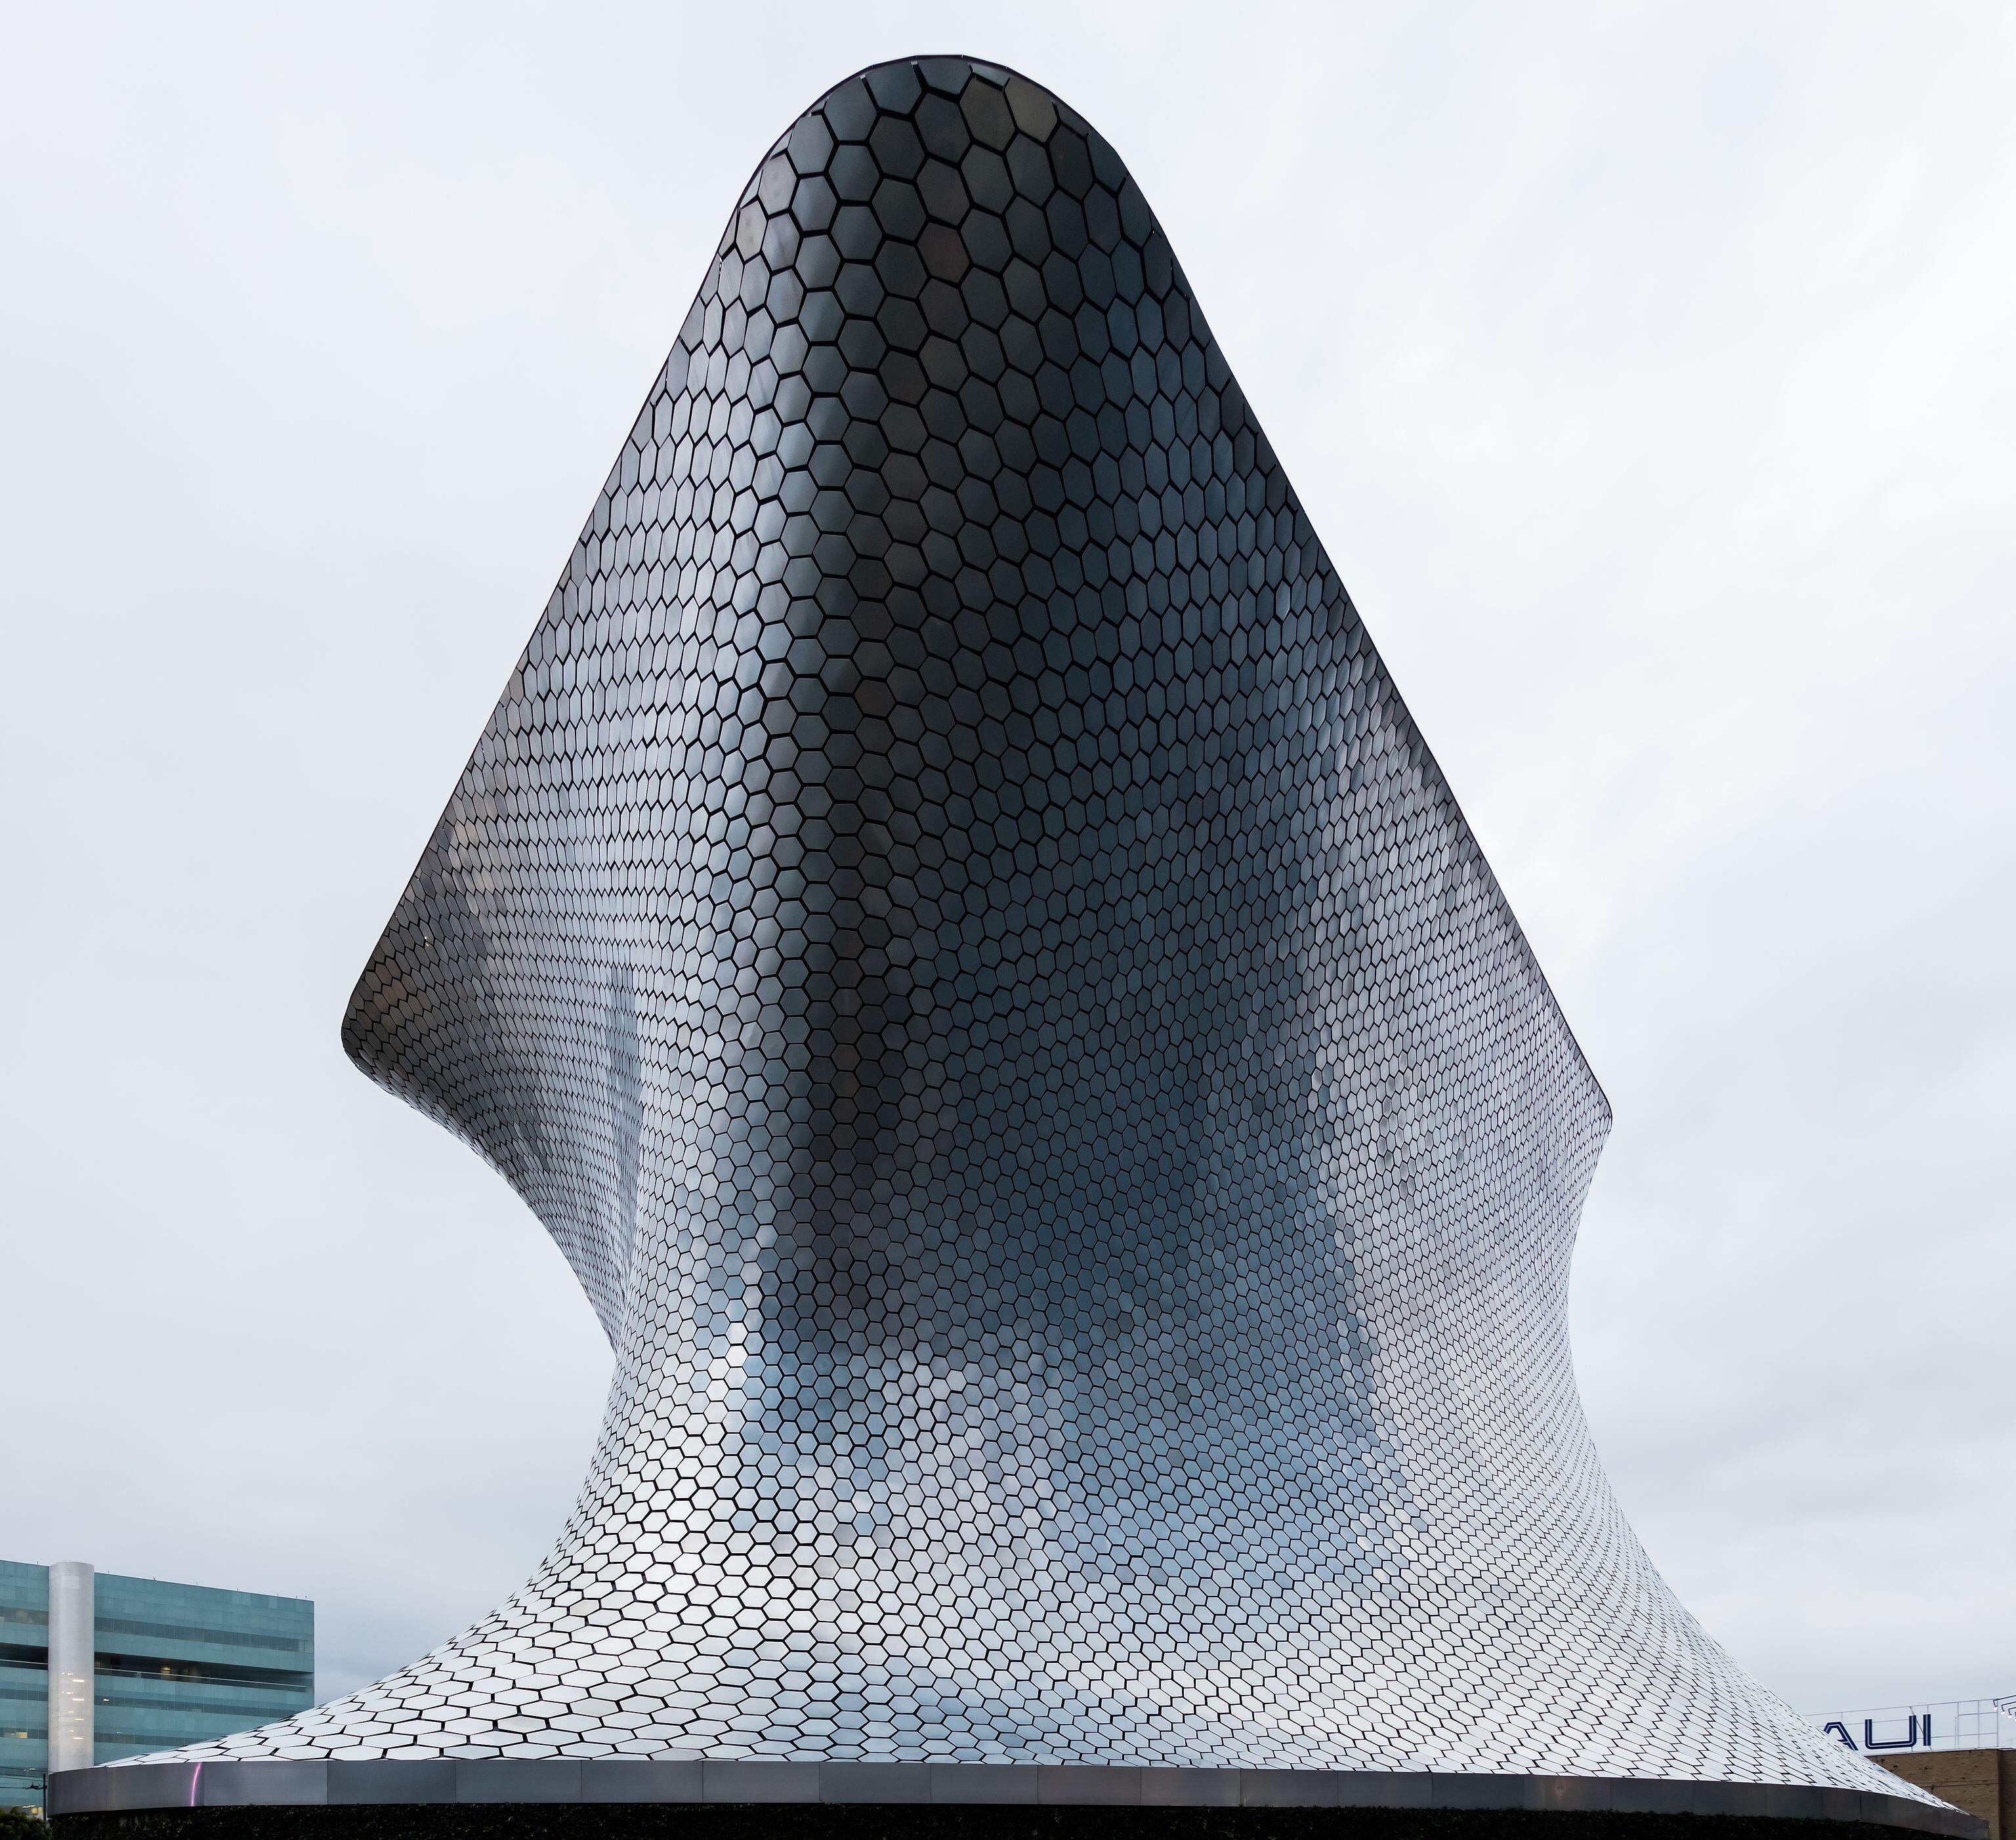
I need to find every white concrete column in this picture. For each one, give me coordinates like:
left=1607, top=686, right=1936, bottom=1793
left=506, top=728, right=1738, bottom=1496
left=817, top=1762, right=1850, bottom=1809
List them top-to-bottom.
left=46, top=1561, right=94, bottom=1775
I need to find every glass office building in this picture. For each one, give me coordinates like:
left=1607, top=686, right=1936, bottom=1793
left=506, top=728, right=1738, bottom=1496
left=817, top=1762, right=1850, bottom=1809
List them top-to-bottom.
left=0, top=1560, right=312, bottom=1810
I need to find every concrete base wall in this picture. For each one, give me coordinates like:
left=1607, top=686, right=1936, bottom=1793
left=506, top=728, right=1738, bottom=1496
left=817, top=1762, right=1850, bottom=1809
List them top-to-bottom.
left=44, top=1761, right=1984, bottom=1839
left=28, top=1803, right=2014, bottom=1840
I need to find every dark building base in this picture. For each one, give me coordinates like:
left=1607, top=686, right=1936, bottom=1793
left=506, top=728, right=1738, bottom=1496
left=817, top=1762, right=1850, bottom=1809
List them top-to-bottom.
left=44, top=1765, right=1983, bottom=1840
left=40, top=1803, right=1991, bottom=1840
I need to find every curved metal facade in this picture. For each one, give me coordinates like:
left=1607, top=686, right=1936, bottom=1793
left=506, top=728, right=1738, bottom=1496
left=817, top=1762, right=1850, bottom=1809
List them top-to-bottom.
left=140, top=56, right=1927, bottom=1797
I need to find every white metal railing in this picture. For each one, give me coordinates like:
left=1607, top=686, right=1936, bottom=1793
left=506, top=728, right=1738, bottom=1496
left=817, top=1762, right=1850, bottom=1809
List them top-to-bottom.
left=1808, top=1698, right=2016, bottom=1754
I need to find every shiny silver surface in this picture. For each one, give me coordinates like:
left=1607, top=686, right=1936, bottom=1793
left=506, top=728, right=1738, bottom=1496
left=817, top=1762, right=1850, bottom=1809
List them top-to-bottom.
left=112, top=54, right=1941, bottom=1803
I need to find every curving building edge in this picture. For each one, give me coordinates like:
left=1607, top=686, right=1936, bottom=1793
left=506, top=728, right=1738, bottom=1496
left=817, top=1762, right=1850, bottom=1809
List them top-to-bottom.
left=66, top=53, right=1958, bottom=1827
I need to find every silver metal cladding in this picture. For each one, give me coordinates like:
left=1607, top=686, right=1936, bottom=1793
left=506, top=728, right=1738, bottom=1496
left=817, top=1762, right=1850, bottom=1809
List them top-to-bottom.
left=111, top=54, right=1940, bottom=1803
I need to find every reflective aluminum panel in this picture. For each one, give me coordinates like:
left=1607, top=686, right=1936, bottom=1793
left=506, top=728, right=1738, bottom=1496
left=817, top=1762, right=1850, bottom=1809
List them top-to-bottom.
left=121, top=56, right=1935, bottom=1800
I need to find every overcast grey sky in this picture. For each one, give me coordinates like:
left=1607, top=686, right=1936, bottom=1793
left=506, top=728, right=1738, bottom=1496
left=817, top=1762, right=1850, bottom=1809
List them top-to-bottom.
left=3, top=0, right=2011, bottom=1717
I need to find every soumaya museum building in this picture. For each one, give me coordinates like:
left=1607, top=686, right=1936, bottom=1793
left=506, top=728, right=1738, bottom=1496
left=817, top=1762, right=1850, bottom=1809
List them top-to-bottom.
left=47, top=54, right=1983, bottom=1837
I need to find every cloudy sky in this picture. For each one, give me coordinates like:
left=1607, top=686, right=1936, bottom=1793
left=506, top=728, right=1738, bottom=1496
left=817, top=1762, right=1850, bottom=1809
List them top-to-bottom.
left=3, top=0, right=2011, bottom=1723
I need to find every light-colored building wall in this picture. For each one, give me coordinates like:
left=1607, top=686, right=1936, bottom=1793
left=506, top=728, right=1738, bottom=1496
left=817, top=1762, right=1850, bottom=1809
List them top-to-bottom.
left=45, top=1562, right=94, bottom=1776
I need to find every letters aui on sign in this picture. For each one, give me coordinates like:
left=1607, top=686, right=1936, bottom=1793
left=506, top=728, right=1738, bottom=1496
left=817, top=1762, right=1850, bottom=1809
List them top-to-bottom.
left=1823, top=1715, right=1931, bottom=1753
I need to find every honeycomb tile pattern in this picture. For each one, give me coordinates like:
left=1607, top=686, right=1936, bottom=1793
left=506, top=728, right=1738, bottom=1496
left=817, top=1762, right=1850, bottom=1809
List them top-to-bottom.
left=129, top=56, right=1933, bottom=1799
